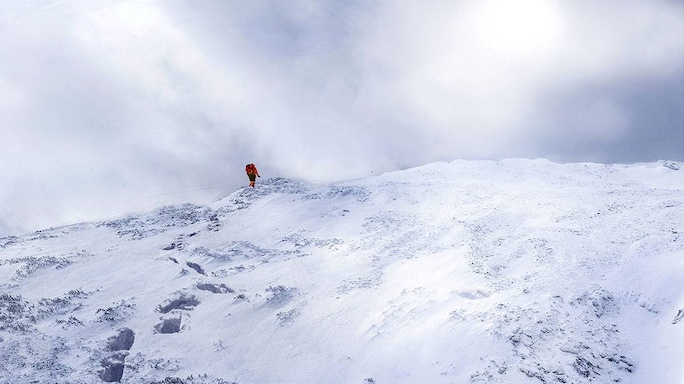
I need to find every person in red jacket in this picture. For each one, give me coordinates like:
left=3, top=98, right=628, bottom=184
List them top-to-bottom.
left=245, top=163, right=260, bottom=187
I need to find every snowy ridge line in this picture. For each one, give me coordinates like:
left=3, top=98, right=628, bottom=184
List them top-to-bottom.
left=0, top=159, right=682, bottom=384
left=1, top=160, right=681, bottom=244
left=102, top=185, right=233, bottom=204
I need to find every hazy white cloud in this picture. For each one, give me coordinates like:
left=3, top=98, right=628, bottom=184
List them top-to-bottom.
left=1, top=0, right=682, bottom=235
left=351, top=0, right=683, bottom=158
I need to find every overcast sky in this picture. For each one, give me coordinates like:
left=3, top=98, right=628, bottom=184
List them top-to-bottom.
left=1, top=0, right=683, bottom=236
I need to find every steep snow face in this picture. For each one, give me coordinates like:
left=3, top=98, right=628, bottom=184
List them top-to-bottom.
left=0, top=159, right=682, bottom=384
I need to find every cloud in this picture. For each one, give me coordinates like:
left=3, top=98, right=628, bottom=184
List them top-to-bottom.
left=0, top=0, right=682, bottom=235
left=349, top=0, right=683, bottom=159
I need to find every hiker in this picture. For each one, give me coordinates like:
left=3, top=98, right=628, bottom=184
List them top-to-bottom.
left=245, top=163, right=260, bottom=187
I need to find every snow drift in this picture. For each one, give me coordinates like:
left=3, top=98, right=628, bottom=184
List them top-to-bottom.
left=0, top=159, right=682, bottom=384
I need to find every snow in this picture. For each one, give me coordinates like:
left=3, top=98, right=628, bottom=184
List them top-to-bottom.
left=0, top=158, right=683, bottom=384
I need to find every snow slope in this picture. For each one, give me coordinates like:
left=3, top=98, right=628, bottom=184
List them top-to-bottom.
left=1, top=159, right=682, bottom=384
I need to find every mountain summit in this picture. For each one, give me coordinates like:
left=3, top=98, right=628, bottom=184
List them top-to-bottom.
left=1, top=159, right=682, bottom=384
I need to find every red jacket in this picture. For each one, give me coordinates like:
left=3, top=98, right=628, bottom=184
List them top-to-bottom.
left=246, top=164, right=259, bottom=176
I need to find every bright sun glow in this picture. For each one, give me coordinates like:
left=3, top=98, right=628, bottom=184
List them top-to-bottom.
left=473, top=0, right=564, bottom=58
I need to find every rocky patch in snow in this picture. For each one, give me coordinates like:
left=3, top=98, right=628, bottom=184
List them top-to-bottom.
left=100, top=204, right=212, bottom=240
left=196, top=283, right=235, bottom=294
left=158, top=295, right=200, bottom=314
left=155, top=316, right=183, bottom=334
left=100, top=328, right=136, bottom=382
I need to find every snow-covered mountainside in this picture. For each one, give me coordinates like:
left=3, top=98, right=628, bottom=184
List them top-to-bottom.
left=1, top=159, right=682, bottom=384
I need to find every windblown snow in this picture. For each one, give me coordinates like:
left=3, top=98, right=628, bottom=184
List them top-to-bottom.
left=1, top=159, right=682, bottom=384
